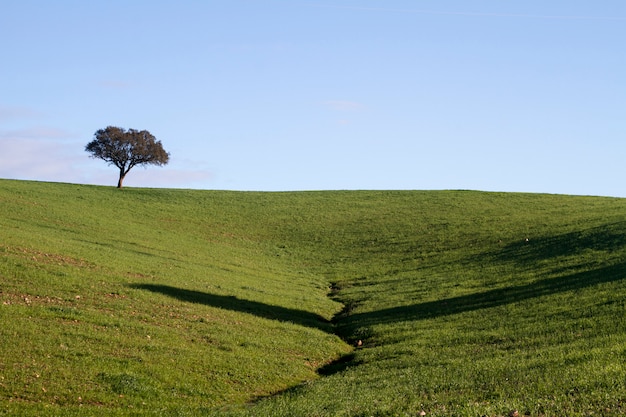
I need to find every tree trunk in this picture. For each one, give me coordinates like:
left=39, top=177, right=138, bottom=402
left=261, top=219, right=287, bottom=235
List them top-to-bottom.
left=117, top=170, right=125, bottom=188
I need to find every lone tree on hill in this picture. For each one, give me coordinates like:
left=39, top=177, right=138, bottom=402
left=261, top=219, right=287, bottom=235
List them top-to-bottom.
left=85, top=126, right=170, bottom=188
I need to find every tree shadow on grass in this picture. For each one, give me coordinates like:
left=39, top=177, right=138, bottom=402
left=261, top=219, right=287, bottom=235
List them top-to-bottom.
left=489, top=222, right=626, bottom=266
left=340, top=262, right=626, bottom=334
left=129, top=283, right=333, bottom=333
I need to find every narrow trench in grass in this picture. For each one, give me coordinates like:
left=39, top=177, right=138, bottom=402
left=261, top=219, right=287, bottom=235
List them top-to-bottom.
left=128, top=280, right=361, bottom=406
left=247, top=281, right=362, bottom=405
left=319, top=281, right=365, bottom=360
left=316, top=282, right=362, bottom=376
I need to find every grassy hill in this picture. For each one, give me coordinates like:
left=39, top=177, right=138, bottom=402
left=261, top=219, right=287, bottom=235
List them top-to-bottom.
left=1, top=179, right=625, bottom=416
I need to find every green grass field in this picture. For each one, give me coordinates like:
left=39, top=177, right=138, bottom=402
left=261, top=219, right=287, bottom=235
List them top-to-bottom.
left=1, top=179, right=625, bottom=416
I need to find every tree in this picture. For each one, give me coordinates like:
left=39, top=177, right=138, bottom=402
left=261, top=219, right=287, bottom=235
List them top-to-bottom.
left=85, top=126, right=170, bottom=188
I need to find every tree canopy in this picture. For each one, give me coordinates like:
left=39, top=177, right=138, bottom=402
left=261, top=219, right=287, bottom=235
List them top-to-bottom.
left=85, top=126, right=170, bottom=188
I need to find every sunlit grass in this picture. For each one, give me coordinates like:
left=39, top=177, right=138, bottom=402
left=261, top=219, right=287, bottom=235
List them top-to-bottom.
left=1, top=180, right=625, bottom=416
left=0, top=181, right=349, bottom=416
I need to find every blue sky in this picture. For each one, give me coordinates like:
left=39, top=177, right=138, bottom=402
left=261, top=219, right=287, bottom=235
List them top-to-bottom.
left=2, top=1, right=625, bottom=196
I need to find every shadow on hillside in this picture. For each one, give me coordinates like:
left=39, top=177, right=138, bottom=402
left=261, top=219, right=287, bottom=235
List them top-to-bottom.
left=489, top=222, right=626, bottom=266
left=339, top=262, right=626, bottom=333
left=129, top=283, right=333, bottom=332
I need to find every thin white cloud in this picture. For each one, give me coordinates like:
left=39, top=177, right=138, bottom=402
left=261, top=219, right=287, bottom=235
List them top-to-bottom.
left=305, top=3, right=626, bottom=21
left=97, top=79, right=135, bottom=90
left=323, top=100, right=365, bottom=112
left=0, top=105, right=43, bottom=121
left=0, top=125, right=92, bottom=184
left=0, top=127, right=76, bottom=140
left=0, top=137, right=83, bottom=181
left=122, top=167, right=214, bottom=188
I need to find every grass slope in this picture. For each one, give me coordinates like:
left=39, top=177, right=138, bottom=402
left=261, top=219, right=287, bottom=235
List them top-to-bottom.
left=1, top=180, right=626, bottom=416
